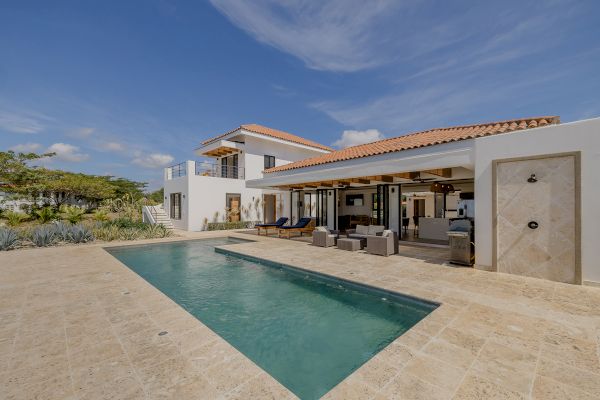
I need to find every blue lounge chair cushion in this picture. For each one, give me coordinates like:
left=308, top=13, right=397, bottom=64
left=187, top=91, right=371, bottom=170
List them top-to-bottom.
left=255, top=217, right=288, bottom=228
left=279, top=217, right=312, bottom=229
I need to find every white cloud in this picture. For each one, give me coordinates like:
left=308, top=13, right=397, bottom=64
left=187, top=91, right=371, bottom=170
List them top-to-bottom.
left=209, top=0, right=404, bottom=72
left=0, top=111, right=45, bottom=134
left=68, top=127, right=95, bottom=138
left=332, top=129, right=385, bottom=148
left=100, top=141, right=125, bottom=152
left=9, top=142, right=42, bottom=153
left=46, top=143, right=89, bottom=162
left=131, top=153, right=174, bottom=168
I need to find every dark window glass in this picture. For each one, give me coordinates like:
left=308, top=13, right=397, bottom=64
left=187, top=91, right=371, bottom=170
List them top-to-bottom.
left=264, top=155, right=275, bottom=169
left=170, top=193, right=182, bottom=220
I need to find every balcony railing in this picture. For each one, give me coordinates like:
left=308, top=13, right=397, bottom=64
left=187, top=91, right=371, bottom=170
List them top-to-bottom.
left=167, top=162, right=187, bottom=179
left=195, top=162, right=244, bottom=180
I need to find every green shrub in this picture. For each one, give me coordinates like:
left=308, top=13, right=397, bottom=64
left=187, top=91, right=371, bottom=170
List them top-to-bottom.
left=61, top=205, right=86, bottom=224
left=34, top=207, right=57, bottom=223
left=92, top=209, right=109, bottom=222
left=5, top=211, right=26, bottom=226
left=108, top=217, right=146, bottom=229
left=68, top=224, right=94, bottom=243
left=143, top=224, right=172, bottom=239
left=31, top=225, right=57, bottom=247
left=93, top=225, right=121, bottom=241
left=119, top=227, right=140, bottom=241
left=0, top=228, right=19, bottom=251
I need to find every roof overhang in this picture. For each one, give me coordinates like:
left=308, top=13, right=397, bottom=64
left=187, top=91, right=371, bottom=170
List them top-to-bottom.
left=196, top=139, right=243, bottom=157
left=248, top=140, right=474, bottom=190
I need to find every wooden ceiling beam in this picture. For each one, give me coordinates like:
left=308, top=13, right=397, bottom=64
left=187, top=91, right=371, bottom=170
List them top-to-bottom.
left=423, top=168, right=452, bottom=178
left=369, top=175, right=394, bottom=183
left=351, top=178, right=371, bottom=185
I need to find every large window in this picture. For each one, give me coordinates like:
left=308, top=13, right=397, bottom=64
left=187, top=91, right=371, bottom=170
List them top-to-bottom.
left=264, top=155, right=275, bottom=169
left=170, top=193, right=181, bottom=220
left=371, top=193, right=378, bottom=219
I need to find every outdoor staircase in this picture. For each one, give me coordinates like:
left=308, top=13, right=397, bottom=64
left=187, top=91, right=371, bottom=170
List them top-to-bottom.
left=143, top=205, right=175, bottom=230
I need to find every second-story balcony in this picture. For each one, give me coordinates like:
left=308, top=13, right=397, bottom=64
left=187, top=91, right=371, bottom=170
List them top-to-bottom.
left=166, top=161, right=245, bottom=180
left=195, top=161, right=245, bottom=179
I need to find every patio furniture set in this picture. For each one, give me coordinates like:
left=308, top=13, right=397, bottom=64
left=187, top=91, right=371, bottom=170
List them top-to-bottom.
left=254, top=220, right=398, bottom=256
left=312, top=224, right=399, bottom=257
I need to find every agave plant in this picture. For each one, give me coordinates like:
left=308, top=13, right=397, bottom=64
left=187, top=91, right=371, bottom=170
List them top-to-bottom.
left=61, top=205, right=86, bottom=224
left=34, top=207, right=57, bottom=223
left=5, top=211, right=26, bottom=227
left=52, top=221, right=71, bottom=241
left=68, top=224, right=94, bottom=243
left=144, top=224, right=172, bottom=239
left=31, top=225, right=57, bottom=247
left=93, top=225, right=121, bottom=241
left=119, top=227, right=140, bottom=241
left=0, top=228, right=19, bottom=251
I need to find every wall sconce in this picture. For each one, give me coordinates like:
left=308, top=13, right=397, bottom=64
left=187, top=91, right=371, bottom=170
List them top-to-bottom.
left=527, top=174, right=537, bottom=183
left=391, top=187, right=395, bottom=193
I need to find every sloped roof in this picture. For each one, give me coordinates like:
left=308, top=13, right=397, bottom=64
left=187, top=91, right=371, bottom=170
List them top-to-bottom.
left=265, top=116, right=560, bottom=173
left=201, top=124, right=333, bottom=152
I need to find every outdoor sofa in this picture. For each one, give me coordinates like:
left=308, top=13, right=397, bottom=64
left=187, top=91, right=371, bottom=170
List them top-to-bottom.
left=255, top=217, right=288, bottom=235
left=278, top=217, right=315, bottom=239
left=346, top=224, right=386, bottom=243
left=312, top=226, right=339, bottom=247
left=366, top=230, right=398, bottom=256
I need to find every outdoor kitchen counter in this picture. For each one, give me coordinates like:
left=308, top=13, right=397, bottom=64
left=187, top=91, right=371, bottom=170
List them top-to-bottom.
left=419, top=217, right=450, bottom=241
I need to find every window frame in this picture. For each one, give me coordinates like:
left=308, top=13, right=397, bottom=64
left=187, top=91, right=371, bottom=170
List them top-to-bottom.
left=264, top=155, right=275, bottom=169
left=170, top=193, right=182, bottom=220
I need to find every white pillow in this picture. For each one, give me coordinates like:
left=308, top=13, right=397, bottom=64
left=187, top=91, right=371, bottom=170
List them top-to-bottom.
left=356, top=225, right=369, bottom=235
left=368, top=225, right=385, bottom=235
left=316, top=226, right=328, bottom=232
left=382, top=230, right=393, bottom=238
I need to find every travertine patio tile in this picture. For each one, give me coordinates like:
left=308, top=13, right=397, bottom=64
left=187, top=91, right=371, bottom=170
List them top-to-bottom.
left=2, top=232, right=600, bottom=399
left=540, top=333, right=600, bottom=373
left=422, top=337, right=476, bottom=369
left=471, top=341, right=537, bottom=395
left=202, top=353, right=262, bottom=393
left=403, top=353, right=467, bottom=392
left=136, top=355, right=200, bottom=393
left=536, top=357, right=600, bottom=396
left=223, top=371, right=296, bottom=400
left=379, top=371, right=450, bottom=400
left=321, top=374, right=378, bottom=400
left=452, top=374, right=526, bottom=400
left=148, top=375, right=220, bottom=400
left=532, top=375, right=597, bottom=400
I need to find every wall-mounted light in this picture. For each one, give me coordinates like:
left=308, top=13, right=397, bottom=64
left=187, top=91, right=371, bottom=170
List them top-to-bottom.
left=527, top=174, right=537, bottom=183
left=391, top=187, right=395, bottom=193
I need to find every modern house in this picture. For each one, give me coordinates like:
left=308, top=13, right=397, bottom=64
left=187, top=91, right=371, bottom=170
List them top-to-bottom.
left=246, top=116, right=600, bottom=287
left=160, top=124, right=332, bottom=231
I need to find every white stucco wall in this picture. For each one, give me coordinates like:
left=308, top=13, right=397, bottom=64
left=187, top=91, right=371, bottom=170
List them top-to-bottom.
left=474, top=117, right=600, bottom=284
left=164, top=134, right=328, bottom=231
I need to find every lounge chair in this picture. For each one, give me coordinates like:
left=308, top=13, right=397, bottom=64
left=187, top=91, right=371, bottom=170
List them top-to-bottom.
left=255, top=217, right=288, bottom=235
left=278, top=217, right=315, bottom=239
left=312, top=226, right=339, bottom=247
left=366, top=230, right=398, bottom=256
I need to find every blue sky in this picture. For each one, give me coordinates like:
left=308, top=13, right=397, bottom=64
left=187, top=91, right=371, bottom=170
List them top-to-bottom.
left=1, top=0, right=599, bottom=189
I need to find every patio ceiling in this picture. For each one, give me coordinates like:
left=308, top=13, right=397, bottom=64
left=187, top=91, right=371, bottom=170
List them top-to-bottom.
left=276, top=168, right=455, bottom=190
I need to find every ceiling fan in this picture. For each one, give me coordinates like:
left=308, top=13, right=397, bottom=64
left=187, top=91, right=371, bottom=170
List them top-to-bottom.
left=411, top=173, right=436, bottom=183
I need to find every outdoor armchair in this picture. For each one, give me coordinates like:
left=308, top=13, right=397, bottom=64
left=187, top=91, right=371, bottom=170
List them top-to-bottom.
left=366, top=230, right=398, bottom=256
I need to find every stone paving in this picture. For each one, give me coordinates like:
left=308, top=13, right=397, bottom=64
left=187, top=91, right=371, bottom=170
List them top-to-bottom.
left=1, top=230, right=599, bottom=399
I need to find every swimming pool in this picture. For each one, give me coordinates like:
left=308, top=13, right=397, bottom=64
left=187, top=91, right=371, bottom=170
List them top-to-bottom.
left=107, top=238, right=436, bottom=399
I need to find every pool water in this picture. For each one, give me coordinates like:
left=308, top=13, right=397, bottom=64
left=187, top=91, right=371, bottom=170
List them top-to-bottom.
left=107, top=238, right=436, bottom=399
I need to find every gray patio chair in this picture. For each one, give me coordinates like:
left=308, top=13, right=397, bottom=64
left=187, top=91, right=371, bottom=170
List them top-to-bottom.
left=312, top=227, right=338, bottom=247
left=366, top=230, right=398, bottom=256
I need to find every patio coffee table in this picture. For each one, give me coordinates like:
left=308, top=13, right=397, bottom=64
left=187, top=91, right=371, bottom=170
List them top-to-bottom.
left=337, top=238, right=363, bottom=251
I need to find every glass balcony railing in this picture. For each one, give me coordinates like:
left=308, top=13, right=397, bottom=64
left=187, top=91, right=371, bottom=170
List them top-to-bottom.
left=195, top=162, right=244, bottom=179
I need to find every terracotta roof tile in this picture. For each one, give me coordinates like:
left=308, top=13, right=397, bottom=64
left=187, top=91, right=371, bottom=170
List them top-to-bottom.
left=265, top=116, right=559, bottom=173
left=201, top=124, right=333, bottom=152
